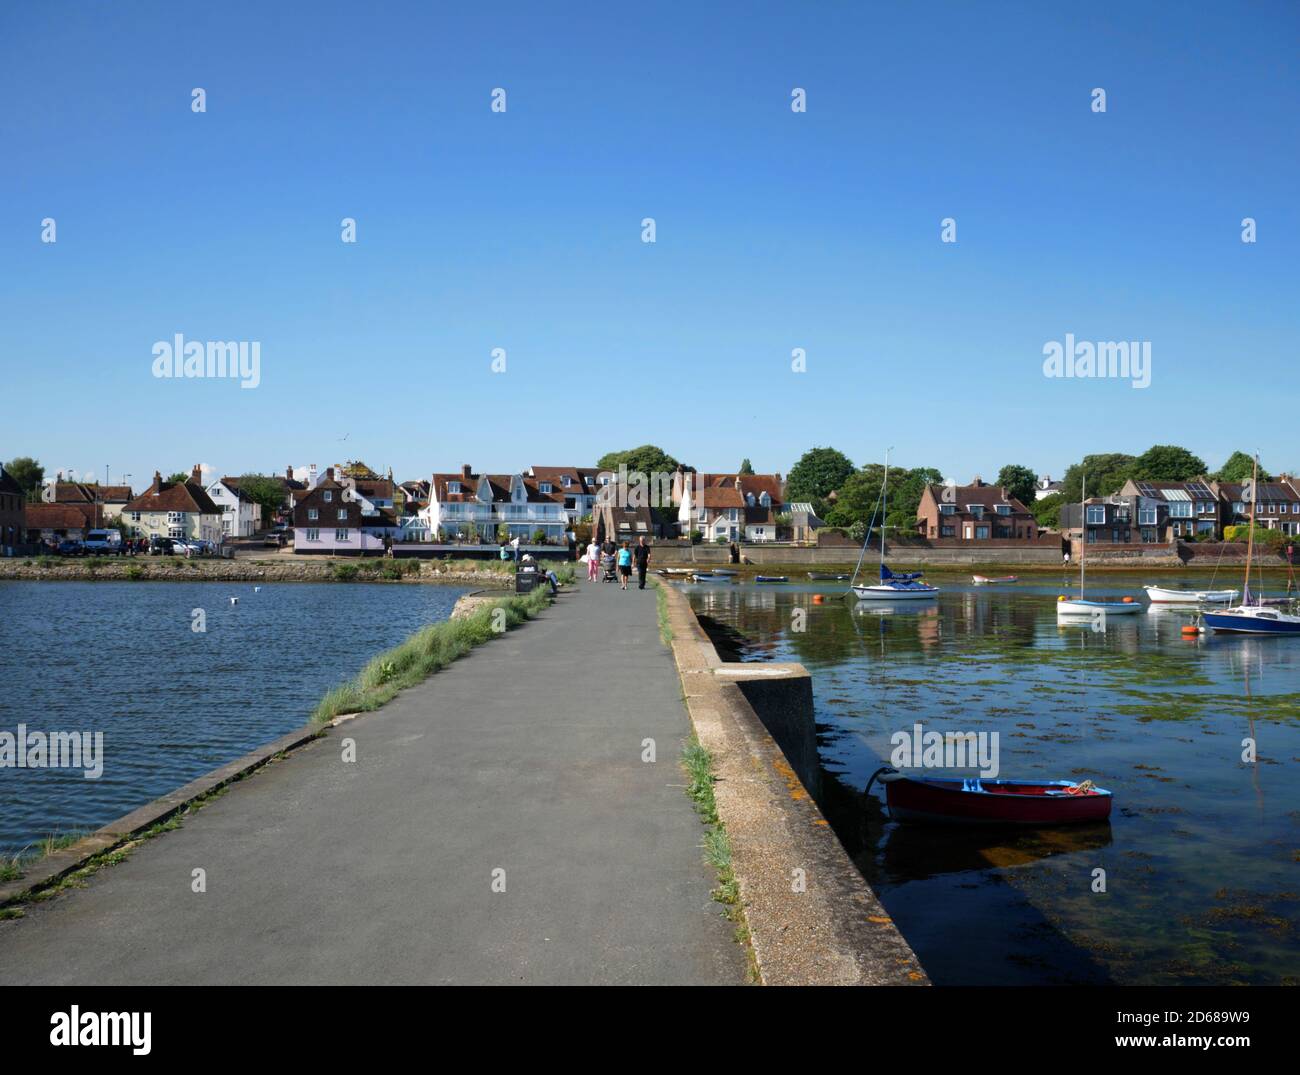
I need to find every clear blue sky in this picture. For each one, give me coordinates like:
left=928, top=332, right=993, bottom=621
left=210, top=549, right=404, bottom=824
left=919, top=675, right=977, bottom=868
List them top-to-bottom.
left=2, top=1, right=1297, bottom=489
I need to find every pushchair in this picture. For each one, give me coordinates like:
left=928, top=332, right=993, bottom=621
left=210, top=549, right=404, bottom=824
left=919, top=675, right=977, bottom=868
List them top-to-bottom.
left=600, top=550, right=617, bottom=582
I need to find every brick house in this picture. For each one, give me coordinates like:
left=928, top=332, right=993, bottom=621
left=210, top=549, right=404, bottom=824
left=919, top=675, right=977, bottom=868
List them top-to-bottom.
left=0, top=463, right=27, bottom=551
left=121, top=467, right=225, bottom=545
left=292, top=467, right=400, bottom=554
left=675, top=472, right=785, bottom=542
left=1212, top=477, right=1300, bottom=537
left=915, top=479, right=1038, bottom=541
left=1117, top=479, right=1220, bottom=540
left=24, top=503, right=94, bottom=544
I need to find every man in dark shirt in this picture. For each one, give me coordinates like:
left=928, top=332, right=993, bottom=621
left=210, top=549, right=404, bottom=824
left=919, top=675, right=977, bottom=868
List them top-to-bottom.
left=633, top=536, right=651, bottom=590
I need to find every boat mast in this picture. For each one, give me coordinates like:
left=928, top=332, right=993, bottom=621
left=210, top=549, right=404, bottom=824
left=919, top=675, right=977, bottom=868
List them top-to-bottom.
left=880, top=447, right=891, bottom=574
left=1244, top=453, right=1258, bottom=605
left=1080, top=475, right=1086, bottom=598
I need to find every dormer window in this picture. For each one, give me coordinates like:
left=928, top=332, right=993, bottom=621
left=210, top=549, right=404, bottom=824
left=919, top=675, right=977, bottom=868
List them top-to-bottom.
left=562, top=476, right=571, bottom=488
left=448, top=481, right=460, bottom=495
left=540, top=482, right=553, bottom=494
left=323, top=490, right=332, bottom=502
left=759, top=491, right=770, bottom=506
left=746, top=492, right=755, bottom=506
left=940, top=504, right=955, bottom=515
left=995, top=504, right=1011, bottom=515
left=967, top=505, right=984, bottom=519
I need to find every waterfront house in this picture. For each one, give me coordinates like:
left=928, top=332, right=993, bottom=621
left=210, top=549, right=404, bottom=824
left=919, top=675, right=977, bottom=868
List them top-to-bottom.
left=0, top=464, right=27, bottom=552
left=419, top=465, right=568, bottom=544
left=527, top=466, right=604, bottom=527
left=121, top=467, right=224, bottom=545
left=292, top=467, right=402, bottom=554
left=676, top=471, right=785, bottom=542
left=41, top=474, right=134, bottom=525
left=1211, top=477, right=1300, bottom=537
left=205, top=478, right=260, bottom=538
left=915, top=479, right=1038, bottom=541
left=1117, top=479, right=1220, bottom=540
left=25, top=502, right=93, bottom=544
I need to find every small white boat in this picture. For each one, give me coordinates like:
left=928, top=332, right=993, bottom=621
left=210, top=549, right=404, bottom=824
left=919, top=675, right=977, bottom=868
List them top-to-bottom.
left=710, top=569, right=738, bottom=576
left=690, top=572, right=733, bottom=582
left=973, top=574, right=1019, bottom=584
left=753, top=575, right=788, bottom=583
left=854, top=582, right=940, bottom=601
left=1143, top=585, right=1237, bottom=604
left=1057, top=597, right=1141, bottom=616
left=1203, top=604, right=1300, bottom=634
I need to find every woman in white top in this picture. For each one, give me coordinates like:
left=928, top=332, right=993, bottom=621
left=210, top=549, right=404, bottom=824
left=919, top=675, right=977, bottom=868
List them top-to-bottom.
left=586, top=539, right=600, bottom=581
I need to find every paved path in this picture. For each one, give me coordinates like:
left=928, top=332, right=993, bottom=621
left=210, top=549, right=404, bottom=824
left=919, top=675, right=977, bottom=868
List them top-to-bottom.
left=0, top=579, right=745, bottom=984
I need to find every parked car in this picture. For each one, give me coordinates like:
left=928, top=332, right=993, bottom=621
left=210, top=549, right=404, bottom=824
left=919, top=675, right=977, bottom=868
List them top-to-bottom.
left=83, top=529, right=123, bottom=554
left=148, top=536, right=178, bottom=555
left=56, top=539, right=84, bottom=556
left=171, top=539, right=204, bottom=555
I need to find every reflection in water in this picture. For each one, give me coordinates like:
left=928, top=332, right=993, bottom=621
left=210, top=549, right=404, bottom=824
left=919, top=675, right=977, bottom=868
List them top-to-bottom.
left=686, top=574, right=1300, bottom=986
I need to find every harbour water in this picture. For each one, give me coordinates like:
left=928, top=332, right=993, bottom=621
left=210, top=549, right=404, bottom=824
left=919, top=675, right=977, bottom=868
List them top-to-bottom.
left=686, top=572, right=1300, bottom=986
left=0, top=581, right=465, bottom=857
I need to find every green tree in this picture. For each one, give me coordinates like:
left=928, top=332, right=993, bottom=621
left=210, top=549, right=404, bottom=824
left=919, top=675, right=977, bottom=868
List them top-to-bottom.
left=1130, top=444, right=1208, bottom=482
left=596, top=445, right=680, bottom=476
left=785, top=447, right=855, bottom=512
left=1213, top=451, right=1271, bottom=483
left=1060, top=454, right=1135, bottom=503
left=2, top=456, right=44, bottom=500
left=738, top=458, right=754, bottom=474
left=822, top=463, right=939, bottom=538
left=995, top=464, right=1038, bottom=507
left=166, top=472, right=189, bottom=484
left=237, top=473, right=290, bottom=528
left=1032, top=491, right=1065, bottom=529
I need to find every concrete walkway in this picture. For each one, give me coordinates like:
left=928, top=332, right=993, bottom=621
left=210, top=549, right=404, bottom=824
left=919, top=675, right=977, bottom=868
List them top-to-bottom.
left=0, top=580, right=746, bottom=985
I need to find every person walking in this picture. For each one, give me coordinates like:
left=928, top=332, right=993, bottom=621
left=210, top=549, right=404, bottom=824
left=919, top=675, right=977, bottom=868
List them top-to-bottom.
left=633, top=536, right=651, bottom=590
left=586, top=537, right=600, bottom=582
left=616, top=541, right=633, bottom=590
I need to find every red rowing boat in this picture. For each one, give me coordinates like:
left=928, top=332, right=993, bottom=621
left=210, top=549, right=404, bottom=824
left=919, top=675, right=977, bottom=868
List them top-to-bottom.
left=867, top=767, right=1112, bottom=826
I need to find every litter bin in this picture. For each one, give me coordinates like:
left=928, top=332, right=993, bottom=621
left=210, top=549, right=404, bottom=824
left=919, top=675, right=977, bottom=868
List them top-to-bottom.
left=515, top=564, right=539, bottom=594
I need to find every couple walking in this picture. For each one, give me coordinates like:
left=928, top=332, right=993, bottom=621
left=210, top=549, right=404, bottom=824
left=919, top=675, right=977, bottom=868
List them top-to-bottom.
left=585, top=535, right=651, bottom=590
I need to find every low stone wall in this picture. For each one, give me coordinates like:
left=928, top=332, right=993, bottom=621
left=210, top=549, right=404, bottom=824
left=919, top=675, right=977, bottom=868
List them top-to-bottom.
left=647, top=543, right=1065, bottom=566
left=0, top=558, right=513, bottom=587
left=657, top=580, right=927, bottom=986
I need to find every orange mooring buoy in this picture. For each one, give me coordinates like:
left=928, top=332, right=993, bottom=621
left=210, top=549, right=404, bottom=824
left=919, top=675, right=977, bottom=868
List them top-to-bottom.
left=812, top=593, right=825, bottom=604
left=1122, top=596, right=1135, bottom=603
left=1181, top=624, right=1199, bottom=637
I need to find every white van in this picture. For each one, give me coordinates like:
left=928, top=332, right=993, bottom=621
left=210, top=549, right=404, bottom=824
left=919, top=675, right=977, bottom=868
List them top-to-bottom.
left=83, top=529, right=123, bottom=553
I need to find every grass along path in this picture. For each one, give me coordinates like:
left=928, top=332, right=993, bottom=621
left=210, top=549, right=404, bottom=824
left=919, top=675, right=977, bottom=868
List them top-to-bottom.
left=311, top=587, right=554, bottom=723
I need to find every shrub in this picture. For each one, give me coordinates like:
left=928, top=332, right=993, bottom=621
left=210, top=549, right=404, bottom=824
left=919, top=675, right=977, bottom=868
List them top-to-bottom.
left=331, top=563, right=360, bottom=581
left=125, top=564, right=145, bottom=581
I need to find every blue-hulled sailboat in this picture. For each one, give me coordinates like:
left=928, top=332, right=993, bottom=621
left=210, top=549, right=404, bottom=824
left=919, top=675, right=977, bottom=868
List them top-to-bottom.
left=850, top=450, right=939, bottom=602
left=1202, top=454, right=1300, bottom=635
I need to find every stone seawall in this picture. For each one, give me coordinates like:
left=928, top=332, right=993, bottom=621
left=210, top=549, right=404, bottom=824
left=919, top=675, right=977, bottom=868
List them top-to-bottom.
left=0, top=558, right=513, bottom=587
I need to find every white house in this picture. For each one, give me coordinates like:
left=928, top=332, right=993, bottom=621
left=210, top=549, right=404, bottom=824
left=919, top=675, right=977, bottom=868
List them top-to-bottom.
left=421, top=465, right=568, bottom=543
left=676, top=472, right=785, bottom=543
left=206, top=478, right=260, bottom=538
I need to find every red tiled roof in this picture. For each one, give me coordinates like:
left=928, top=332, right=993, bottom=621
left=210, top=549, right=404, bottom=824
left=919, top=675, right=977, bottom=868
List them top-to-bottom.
left=123, top=475, right=222, bottom=515
left=26, top=503, right=92, bottom=529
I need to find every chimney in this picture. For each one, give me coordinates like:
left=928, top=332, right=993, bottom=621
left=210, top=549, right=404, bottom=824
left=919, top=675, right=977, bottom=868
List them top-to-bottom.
left=309, top=463, right=318, bottom=488
left=462, top=463, right=473, bottom=481
left=190, top=464, right=202, bottom=485
left=286, top=465, right=294, bottom=482
left=325, top=467, right=335, bottom=482
left=153, top=470, right=162, bottom=487
left=734, top=475, right=742, bottom=490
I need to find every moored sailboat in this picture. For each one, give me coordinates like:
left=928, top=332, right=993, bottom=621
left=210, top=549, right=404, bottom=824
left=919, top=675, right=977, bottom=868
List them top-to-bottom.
left=849, top=449, right=939, bottom=602
left=1202, top=454, right=1300, bottom=635
left=1058, top=476, right=1141, bottom=617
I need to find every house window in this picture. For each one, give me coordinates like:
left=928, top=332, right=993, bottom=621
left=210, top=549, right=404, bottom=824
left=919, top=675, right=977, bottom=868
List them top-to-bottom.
left=562, top=476, right=571, bottom=488
left=448, top=481, right=460, bottom=495
left=540, top=482, right=552, bottom=493
left=323, top=490, right=332, bottom=502
left=759, top=491, right=770, bottom=506
left=1232, top=501, right=1245, bottom=515
left=1169, top=502, right=1192, bottom=518
left=940, top=504, right=955, bottom=515
left=995, top=504, right=1011, bottom=515
left=967, top=505, right=984, bottom=518
left=1086, top=506, right=1106, bottom=525
left=1139, top=507, right=1157, bottom=525
left=728, top=508, right=738, bottom=522
left=308, top=509, right=318, bottom=520
left=338, top=509, right=347, bottom=520
left=130, top=511, right=140, bottom=522
left=169, top=525, right=184, bottom=539
left=940, top=525, right=955, bottom=537
left=975, top=525, right=990, bottom=539
left=307, top=528, right=319, bottom=541
left=335, top=529, right=349, bottom=541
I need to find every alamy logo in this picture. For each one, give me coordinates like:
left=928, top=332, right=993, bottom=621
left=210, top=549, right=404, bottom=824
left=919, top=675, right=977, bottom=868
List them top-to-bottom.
left=151, top=334, right=261, bottom=389
left=1042, top=334, right=1150, bottom=389
left=890, top=722, right=999, bottom=778
left=0, top=724, right=103, bottom=779
left=50, top=1007, right=150, bottom=1055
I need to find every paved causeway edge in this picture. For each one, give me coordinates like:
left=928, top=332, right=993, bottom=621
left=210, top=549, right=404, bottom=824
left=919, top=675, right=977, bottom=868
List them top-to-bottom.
left=657, top=580, right=929, bottom=986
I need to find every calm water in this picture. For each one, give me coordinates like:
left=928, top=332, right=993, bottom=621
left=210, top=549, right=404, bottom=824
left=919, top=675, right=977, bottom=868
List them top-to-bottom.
left=686, top=571, right=1300, bottom=986
left=0, top=581, right=465, bottom=856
